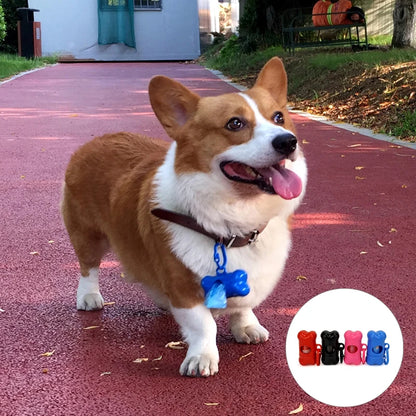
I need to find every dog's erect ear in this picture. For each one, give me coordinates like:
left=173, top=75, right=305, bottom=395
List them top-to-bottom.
left=254, top=57, right=288, bottom=106
left=149, top=76, right=200, bottom=139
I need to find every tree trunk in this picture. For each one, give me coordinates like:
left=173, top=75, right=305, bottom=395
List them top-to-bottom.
left=391, top=0, right=416, bottom=48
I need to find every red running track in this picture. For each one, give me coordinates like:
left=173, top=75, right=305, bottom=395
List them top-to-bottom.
left=0, top=62, right=415, bottom=416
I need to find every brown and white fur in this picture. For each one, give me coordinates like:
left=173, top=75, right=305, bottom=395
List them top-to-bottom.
left=61, top=57, right=307, bottom=377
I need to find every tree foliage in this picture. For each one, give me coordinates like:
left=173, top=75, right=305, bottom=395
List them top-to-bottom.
left=0, top=0, right=6, bottom=44
left=0, top=0, right=28, bottom=52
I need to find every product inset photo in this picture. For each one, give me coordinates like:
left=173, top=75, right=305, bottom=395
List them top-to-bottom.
left=286, top=289, right=403, bottom=407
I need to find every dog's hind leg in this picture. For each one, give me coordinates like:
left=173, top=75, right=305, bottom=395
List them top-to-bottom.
left=61, top=187, right=109, bottom=311
left=229, top=308, right=269, bottom=344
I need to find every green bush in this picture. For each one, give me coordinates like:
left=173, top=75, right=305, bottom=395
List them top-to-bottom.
left=0, top=1, right=6, bottom=44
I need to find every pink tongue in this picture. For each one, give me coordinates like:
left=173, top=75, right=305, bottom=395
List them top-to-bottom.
left=259, top=166, right=303, bottom=200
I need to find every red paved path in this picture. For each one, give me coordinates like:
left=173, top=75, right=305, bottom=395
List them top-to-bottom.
left=0, top=63, right=415, bottom=415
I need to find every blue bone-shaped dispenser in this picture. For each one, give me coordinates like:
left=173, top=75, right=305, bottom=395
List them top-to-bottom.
left=201, top=243, right=250, bottom=309
left=366, top=330, right=389, bottom=365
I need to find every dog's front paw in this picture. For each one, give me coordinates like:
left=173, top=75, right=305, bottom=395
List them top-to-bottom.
left=77, top=292, right=104, bottom=311
left=232, top=324, right=270, bottom=344
left=179, top=353, right=219, bottom=377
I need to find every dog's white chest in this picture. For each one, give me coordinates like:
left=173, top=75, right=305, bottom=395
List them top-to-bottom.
left=168, top=215, right=291, bottom=309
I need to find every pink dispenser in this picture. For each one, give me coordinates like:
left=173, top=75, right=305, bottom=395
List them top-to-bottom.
left=344, top=330, right=367, bottom=365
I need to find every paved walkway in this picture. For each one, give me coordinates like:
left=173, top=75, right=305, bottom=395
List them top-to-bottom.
left=0, top=62, right=415, bottom=415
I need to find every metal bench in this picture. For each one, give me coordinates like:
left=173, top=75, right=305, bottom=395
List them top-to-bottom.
left=281, top=7, right=368, bottom=53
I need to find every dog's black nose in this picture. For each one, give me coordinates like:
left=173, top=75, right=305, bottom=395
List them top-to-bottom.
left=272, top=133, right=297, bottom=156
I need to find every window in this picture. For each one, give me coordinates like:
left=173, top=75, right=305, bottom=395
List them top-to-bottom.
left=100, top=0, right=128, bottom=10
left=134, top=0, right=162, bottom=10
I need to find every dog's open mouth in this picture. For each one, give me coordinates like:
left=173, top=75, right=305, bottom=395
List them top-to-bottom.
left=220, top=160, right=302, bottom=200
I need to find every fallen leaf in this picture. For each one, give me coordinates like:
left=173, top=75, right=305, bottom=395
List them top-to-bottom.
left=302, top=139, right=310, bottom=144
left=348, top=144, right=362, bottom=148
left=355, top=166, right=365, bottom=170
left=20, top=175, right=25, bottom=179
left=355, top=176, right=365, bottom=180
left=401, top=184, right=407, bottom=189
left=389, top=228, right=397, bottom=233
left=48, top=240, right=55, bottom=244
left=376, top=241, right=384, bottom=247
left=30, top=251, right=40, bottom=255
left=360, top=251, right=368, bottom=255
left=120, top=272, right=126, bottom=278
left=296, top=275, right=307, bottom=281
left=103, top=301, right=115, bottom=306
left=0, top=308, right=5, bottom=313
left=83, top=325, right=100, bottom=330
left=165, top=341, right=187, bottom=350
left=39, top=350, right=55, bottom=357
left=239, top=352, right=253, bottom=361
left=152, top=355, right=163, bottom=361
left=133, top=357, right=149, bottom=363
left=42, top=368, right=49, bottom=374
left=100, top=372, right=111, bottom=376
left=204, top=403, right=220, bottom=406
left=289, top=403, right=304, bottom=414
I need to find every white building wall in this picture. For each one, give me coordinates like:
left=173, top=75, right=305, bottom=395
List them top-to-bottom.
left=28, top=0, right=200, bottom=61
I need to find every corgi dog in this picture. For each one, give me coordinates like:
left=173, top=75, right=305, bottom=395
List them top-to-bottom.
left=61, top=57, right=307, bottom=377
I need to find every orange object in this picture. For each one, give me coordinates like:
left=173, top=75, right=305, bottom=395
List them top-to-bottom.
left=312, top=0, right=352, bottom=26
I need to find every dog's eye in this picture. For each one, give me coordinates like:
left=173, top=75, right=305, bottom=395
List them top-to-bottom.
left=272, top=111, right=284, bottom=124
left=226, top=117, right=245, bottom=131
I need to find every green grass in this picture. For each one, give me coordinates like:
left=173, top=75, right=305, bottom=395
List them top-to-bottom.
left=202, top=35, right=416, bottom=75
left=202, top=36, right=285, bottom=80
left=307, top=48, right=416, bottom=71
left=0, top=53, right=57, bottom=80
left=390, top=110, right=416, bottom=142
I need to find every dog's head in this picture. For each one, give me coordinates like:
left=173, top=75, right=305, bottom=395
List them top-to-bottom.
left=149, top=58, right=306, bottom=223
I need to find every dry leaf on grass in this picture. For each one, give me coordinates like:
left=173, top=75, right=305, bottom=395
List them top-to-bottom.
left=348, top=144, right=362, bottom=148
left=355, top=166, right=365, bottom=170
left=355, top=176, right=365, bottom=180
left=389, top=228, right=397, bottom=233
left=48, top=240, right=54, bottom=244
left=376, top=241, right=384, bottom=247
left=30, top=251, right=40, bottom=256
left=360, top=251, right=368, bottom=255
left=103, top=301, right=115, bottom=306
left=0, top=308, right=5, bottom=313
left=83, top=325, right=100, bottom=330
left=165, top=341, right=187, bottom=350
left=39, top=350, right=55, bottom=357
left=238, top=352, right=253, bottom=361
left=152, top=355, right=163, bottom=361
left=133, top=357, right=149, bottom=363
left=42, top=368, right=49, bottom=374
left=100, top=372, right=111, bottom=376
left=204, top=403, right=219, bottom=406
left=289, top=403, right=304, bottom=414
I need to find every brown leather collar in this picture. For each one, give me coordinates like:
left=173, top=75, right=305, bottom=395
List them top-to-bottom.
left=151, top=208, right=266, bottom=248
